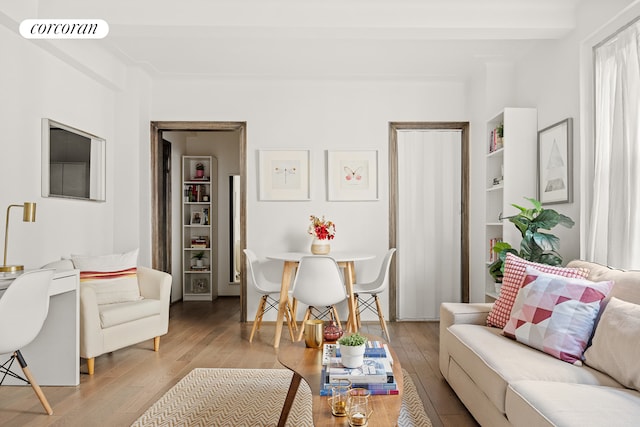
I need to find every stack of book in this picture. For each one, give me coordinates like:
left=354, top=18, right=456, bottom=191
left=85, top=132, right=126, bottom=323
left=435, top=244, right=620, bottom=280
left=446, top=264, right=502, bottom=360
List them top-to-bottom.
left=320, top=341, right=398, bottom=395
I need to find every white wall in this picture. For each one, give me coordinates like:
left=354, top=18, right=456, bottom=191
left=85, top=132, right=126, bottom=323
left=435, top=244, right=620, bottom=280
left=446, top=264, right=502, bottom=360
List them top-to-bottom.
left=0, top=11, right=153, bottom=271
left=151, top=78, right=467, bottom=318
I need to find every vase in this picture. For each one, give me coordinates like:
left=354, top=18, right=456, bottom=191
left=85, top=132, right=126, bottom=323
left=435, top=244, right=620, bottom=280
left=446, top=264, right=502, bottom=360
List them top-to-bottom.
left=310, top=238, right=330, bottom=255
left=340, top=343, right=366, bottom=368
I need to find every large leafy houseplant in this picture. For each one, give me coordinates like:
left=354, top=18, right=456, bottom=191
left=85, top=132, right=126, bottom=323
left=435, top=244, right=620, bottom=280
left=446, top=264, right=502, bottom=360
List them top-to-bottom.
left=489, top=197, right=574, bottom=282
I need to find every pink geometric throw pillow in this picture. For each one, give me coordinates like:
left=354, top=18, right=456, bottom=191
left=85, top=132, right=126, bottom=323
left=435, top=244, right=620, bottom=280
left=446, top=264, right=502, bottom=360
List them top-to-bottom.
left=486, top=253, right=589, bottom=328
left=503, top=267, right=614, bottom=365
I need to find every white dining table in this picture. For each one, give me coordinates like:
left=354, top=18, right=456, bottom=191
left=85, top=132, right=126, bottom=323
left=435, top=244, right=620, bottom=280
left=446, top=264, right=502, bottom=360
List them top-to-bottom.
left=266, top=251, right=375, bottom=348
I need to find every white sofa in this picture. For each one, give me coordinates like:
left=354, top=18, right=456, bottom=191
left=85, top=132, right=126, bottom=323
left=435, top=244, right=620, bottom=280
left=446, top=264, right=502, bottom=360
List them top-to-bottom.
left=440, top=260, right=640, bottom=427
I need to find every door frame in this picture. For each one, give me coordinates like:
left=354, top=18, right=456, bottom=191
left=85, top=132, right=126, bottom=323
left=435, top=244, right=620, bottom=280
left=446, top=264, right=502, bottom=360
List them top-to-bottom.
left=150, top=121, right=248, bottom=322
left=389, top=122, right=470, bottom=321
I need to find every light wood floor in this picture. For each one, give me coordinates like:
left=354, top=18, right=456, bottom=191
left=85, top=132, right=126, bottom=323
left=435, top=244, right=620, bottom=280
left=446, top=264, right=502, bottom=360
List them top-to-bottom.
left=0, top=297, right=478, bottom=427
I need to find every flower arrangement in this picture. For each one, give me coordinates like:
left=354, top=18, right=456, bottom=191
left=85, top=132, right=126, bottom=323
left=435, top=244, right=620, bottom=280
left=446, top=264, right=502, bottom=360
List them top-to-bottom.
left=308, top=215, right=336, bottom=240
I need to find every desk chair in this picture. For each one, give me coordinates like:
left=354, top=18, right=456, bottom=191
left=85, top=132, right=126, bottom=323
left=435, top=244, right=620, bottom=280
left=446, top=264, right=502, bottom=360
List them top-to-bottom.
left=353, top=248, right=396, bottom=342
left=244, top=249, right=296, bottom=343
left=292, top=256, right=348, bottom=342
left=0, top=269, right=55, bottom=415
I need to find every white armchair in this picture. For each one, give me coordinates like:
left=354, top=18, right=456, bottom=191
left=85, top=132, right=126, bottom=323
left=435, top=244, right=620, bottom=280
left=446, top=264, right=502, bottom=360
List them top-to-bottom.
left=79, top=266, right=171, bottom=375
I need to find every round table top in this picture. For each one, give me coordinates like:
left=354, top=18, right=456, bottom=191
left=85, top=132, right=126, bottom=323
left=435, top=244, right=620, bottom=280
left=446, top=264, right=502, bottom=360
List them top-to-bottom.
left=266, top=251, right=375, bottom=263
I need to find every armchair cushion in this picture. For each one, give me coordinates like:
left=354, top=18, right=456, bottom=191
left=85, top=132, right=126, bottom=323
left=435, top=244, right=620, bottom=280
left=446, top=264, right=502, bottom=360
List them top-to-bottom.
left=72, top=249, right=142, bottom=305
left=99, top=299, right=163, bottom=328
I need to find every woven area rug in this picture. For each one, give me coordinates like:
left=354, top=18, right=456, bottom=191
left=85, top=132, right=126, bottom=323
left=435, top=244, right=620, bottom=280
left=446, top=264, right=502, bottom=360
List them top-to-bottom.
left=132, top=368, right=432, bottom=427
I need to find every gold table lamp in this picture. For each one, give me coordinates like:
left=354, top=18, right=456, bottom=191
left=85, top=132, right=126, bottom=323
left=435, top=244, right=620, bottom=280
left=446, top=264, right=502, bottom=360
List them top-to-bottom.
left=1, top=202, right=36, bottom=273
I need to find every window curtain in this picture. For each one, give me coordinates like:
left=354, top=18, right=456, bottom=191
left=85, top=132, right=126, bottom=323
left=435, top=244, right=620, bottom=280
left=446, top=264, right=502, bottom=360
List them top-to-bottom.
left=588, top=20, right=640, bottom=269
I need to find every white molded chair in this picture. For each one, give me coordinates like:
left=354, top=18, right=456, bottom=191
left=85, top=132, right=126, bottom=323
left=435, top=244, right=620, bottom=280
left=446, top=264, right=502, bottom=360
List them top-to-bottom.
left=353, top=248, right=396, bottom=342
left=244, top=249, right=296, bottom=343
left=291, top=256, right=348, bottom=342
left=0, top=269, right=55, bottom=415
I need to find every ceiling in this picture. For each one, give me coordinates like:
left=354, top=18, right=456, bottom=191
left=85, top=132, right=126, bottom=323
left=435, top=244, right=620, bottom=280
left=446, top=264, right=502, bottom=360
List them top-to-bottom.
left=34, top=0, right=581, bottom=80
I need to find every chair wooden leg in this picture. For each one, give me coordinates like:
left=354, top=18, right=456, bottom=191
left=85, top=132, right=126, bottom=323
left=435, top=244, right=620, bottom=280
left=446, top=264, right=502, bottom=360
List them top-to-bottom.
left=355, top=294, right=362, bottom=329
left=249, top=295, right=267, bottom=343
left=374, top=295, right=390, bottom=342
left=289, top=298, right=298, bottom=331
left=284, top=302, right=296, bottom=341
left=331, top=306, right=343, bottom=331
left=297, top=309, right=312, bottom=342
left=154, top=336, right=161, bottom=351
left=15, top=351, right=53, bottom=415
left=87, top=357, right=95, bottom=375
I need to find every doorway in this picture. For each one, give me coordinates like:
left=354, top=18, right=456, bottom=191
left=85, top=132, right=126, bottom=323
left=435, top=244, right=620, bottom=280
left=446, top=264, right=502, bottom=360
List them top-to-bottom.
left=150, top=121, right=248, bottom=322
left=389, top=122, right=469, bottom=320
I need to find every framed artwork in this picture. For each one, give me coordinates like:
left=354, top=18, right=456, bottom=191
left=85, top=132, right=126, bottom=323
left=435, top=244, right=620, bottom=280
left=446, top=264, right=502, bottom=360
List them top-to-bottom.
left=538, top=118, right=573, bottom=205
left=259, top=150, right=310, bottom=201
left=327, top=150, right=378, bottom=201
left=190, top=210, right=203, bottom=225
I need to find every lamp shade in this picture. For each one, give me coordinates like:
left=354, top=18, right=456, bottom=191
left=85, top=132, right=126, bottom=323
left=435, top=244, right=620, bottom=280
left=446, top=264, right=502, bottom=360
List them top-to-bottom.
left=23, top=202, right=36, bottom=222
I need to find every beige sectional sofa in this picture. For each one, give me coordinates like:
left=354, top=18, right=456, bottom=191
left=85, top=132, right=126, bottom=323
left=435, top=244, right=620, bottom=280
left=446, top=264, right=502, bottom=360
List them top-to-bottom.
left=440, top=260, right=640, bottom=426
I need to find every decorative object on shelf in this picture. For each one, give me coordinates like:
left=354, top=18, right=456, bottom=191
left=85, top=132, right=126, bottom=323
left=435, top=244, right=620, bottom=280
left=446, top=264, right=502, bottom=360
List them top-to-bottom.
left=538, top=118, right=573, bottom=205
left=258, top=150, right=310, bottom=201
left=327, top=150, right=378, bottom=201
left=195, top=162, right=205, bottom=178
left=488, top=197, right=574, bottom=282
left=1, top=202, right=36, bottom=273
left=190, top=211, right=203, bottom=225
left=308, top=215, right=336, bottom=254
left=192, top=251, right=205, bottom=268
left=192, top=277, right=209, bottom=293
left=337, top=333, right=367, bottom=368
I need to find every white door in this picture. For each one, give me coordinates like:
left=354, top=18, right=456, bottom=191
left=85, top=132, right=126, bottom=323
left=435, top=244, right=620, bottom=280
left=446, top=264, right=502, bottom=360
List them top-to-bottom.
left=396, top=129, right=462, bottom=320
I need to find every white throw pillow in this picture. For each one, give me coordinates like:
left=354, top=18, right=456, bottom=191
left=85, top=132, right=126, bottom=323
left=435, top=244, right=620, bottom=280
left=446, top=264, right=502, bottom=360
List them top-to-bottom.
left=72, top=249, right=142, bottom=305
left=583, top=297, right=640, bottom=391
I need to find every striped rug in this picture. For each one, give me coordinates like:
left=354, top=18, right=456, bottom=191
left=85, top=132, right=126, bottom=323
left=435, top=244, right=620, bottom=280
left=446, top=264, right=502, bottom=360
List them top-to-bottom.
left=132, top=368, right=432, bottom=427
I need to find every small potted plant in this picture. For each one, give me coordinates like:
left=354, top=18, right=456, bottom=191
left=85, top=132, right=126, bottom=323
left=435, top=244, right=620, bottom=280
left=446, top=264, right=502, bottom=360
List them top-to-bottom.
left=195, top=162, right=205, bottom=178
left=192, top=251, right=205, bottom=268
left=338, top=332, right=367, bottom=368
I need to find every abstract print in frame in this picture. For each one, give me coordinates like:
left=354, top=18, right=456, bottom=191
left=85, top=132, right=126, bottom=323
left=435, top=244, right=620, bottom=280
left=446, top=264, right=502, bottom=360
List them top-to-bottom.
left=537, top=118, right=573, bottom=205
left=259, top=150, right=310, bottom=201
left=327, top=150, right=378, bottom=201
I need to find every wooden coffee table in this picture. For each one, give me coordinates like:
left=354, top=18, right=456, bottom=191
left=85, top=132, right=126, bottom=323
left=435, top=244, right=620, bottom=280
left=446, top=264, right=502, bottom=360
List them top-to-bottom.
left=277, top=335, right=403, bottom=426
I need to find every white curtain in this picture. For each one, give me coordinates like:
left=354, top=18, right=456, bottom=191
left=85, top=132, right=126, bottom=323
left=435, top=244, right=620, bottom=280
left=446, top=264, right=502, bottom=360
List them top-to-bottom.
left=588, top=20, right=640, bottom=269
left=396, top=130, right=461, bottom=320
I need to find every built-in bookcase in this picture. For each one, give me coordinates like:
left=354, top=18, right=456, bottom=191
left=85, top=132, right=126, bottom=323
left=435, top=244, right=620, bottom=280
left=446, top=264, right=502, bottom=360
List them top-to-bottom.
left=485, top=108, right=537, bottom=301
left=182, top=155, right=217, bottom=301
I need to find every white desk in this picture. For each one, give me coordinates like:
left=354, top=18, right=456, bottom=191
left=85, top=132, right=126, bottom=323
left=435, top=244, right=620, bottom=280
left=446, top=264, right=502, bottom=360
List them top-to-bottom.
left=266, top=252, right=374, bottom=348
left=0, top=269, right=80, bottom=386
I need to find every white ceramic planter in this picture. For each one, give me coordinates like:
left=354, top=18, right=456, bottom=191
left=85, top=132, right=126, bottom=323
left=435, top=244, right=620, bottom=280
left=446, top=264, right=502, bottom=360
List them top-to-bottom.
left=340, top=344, right=366, bottom=368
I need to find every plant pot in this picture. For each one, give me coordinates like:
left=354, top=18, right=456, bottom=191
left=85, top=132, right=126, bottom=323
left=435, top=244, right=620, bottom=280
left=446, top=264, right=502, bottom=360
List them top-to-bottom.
left=196, top=169, right=204, bottom=178
left=311, top=238, right=330, bottom=255
left=196, top=259, right=204, bottom=267
left=340, top=343, right=365, bottom=368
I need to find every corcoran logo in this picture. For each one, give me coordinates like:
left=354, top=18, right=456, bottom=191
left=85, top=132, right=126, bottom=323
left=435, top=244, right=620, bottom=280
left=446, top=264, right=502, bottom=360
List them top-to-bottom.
left=19, top=19, right=109, bottom=39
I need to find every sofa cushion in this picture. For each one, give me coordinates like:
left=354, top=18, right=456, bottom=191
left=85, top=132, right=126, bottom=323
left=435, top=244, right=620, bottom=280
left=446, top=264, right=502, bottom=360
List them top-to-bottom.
left=72, top=249, right=142, bottom=305
left=487, top=254, right=589, bottom=328
left=567, top=260, right=640, bottom=306
left=503, top=267, right=613, bottom=365
left=584, top=297, right=640, bottom=391
left=99, top=299, right=162, bottom=328
left=446, top=324, right=622, bottom=414
left=506, top=380, right=640, bottom=427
